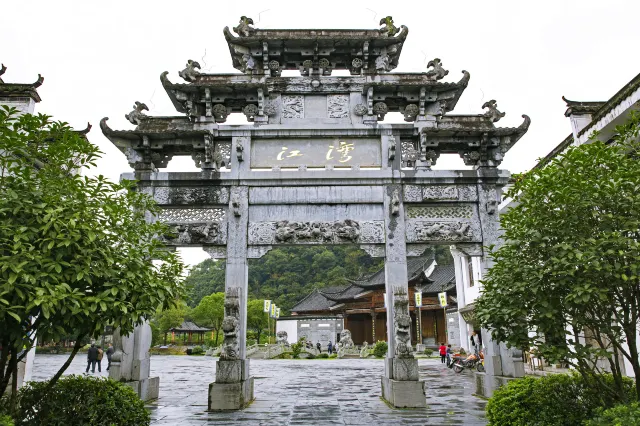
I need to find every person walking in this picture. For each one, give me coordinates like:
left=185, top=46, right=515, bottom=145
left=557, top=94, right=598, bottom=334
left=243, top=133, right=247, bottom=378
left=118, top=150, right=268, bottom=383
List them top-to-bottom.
left=327, top=341, right=333, bottom=355
left=316, top=342, right=321, bottom=353
left=439, top=342, right=447, bottom=364
left=106, top=343, right=114, bottom=371
left=86, top=344, right=99, bottom=373
left=446, top=344, right=452, bottom=366
left=96, top=345, right=104, bottom=372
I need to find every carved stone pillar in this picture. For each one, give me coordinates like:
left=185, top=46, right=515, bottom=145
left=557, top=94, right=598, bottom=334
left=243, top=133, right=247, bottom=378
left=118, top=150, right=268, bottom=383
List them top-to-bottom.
left=475, top=176, right=523, bottom=396
left=208, top=184, right=254, bottom=411
left=380, top=184, right=427, bottom=408
left=450, top=246, right=469, bottom=352
left=371, top=309, right=377, bottom=342
left=109, top=322, right=159, bottom=401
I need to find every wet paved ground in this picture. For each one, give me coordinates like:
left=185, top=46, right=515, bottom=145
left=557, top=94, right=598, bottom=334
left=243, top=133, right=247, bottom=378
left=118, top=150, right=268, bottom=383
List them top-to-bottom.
left=33, top=355, right=486, bottom=425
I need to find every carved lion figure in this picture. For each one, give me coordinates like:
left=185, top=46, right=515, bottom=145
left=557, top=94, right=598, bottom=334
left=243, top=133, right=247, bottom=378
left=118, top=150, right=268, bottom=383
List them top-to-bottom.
left=178, top=60, right=201, bottom=83
left=124, top=101, right=148, bottom=125
left=338, top=329, right=354, bottom=349
left=276, top=330, right=289, bottom=346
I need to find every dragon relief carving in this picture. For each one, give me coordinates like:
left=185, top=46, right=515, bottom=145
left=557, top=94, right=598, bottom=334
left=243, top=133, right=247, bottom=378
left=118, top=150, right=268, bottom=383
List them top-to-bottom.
left=233, top=16, right=256, bottom=37
left=426, top=58, right=449, bottom=81
left=178, top=60, right=201, bottom=82
left=282, top=95, right=304, bottom=118
left=327, top=95, right=349, bottom=118
left=483, top=99, right=505, bottom=123
left=125, top=101, right=148, bottom=125
left=274, top=220, right=360, bottom=244
left=162, top=222, right=220, bottom=245
left=415, top=222, right=472, bottom=241
left=393, top=287, right=414, bottom=359
left=220, top=288, right=241, bottom=360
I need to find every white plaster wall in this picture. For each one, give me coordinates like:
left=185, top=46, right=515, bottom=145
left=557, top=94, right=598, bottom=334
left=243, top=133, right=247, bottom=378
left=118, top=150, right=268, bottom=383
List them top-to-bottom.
left=0, top=97, right=35, bottom=115
left=276, top=319, right=298, bottom=344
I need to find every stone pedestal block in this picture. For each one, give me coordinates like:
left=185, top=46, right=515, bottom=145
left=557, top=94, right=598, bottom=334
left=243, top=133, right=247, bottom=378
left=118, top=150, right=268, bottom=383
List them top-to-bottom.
left=392, top=358, right=419, bottom=381
left=216, top=359, right=250, bottom=383
left=474, top=371, right=520, bottom=398
left=121, top=376, right=160, bottom=401
left=381, top=376, right=427, bottom=408
left=209, top=377, right=254, bottom=411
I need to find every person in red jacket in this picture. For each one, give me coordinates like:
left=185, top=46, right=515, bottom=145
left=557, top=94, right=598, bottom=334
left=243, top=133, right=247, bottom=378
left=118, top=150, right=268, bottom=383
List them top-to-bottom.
left=439, top=343, right=447, bottom=364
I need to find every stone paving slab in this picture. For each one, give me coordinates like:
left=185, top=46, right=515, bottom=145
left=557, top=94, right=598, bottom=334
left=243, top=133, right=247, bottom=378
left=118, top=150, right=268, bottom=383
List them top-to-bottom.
left=32, top=355, right=486, bottom=425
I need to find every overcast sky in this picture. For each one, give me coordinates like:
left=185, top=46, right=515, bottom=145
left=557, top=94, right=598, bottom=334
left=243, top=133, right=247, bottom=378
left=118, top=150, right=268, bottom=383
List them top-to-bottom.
left=2, top=0, right=639, bottom=265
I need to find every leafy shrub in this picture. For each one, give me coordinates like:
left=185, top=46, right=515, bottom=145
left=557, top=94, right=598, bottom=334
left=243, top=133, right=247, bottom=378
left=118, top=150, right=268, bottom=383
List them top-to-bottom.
left=290, top=338, right=305, bottom=359
left=373, top=341, right=388, bottom=358
left=190, top=345, right=204, bottom=355
left=424, top=348, right=434, bottom=357
left=458, top=348, right=466, bottom=355
left=305, top=353, right=316, bottom=359
left=317, top=353, right=329, bottom=358
left=329, top=353, right=337, bottom=358
left=486, top=373, right=636, bottom=426
left=14, top=375, right=150, bottom=426
left=586, top=402, right=640, bottom=426
left=0, top=414, right=14, bottom=426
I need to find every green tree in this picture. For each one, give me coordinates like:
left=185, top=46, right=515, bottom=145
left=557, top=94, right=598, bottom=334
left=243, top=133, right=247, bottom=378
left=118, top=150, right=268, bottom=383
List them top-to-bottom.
left=0, top=108, right=184, bottom=401
left=476, top=112, right=640, bottom=402
left=183, top=259, right=225, bottom=307
left=191, top=292, right=224, bottom=345
left=246, top=299, right=268, bottom=344
left=153, top=303, right=187, bottom=345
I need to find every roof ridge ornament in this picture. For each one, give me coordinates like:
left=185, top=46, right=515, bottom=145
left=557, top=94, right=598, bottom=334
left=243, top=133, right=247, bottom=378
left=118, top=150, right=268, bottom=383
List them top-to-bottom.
left=233, top=16, right=256, bottom=37
left=379, top=16, right=400, bottom=37
left=426, top=58, right=448, bottom=81
left=178, top=60, right=201, bottom=83
left=482, top=99, right=505, bottom=123
left=125, top=101, right=149, bottom=125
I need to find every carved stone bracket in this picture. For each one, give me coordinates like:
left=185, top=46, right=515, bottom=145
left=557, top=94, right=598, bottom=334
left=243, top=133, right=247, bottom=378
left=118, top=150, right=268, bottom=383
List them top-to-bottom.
left=248, top=220, right=385, bottom=245
left=450, top=243, right=483, bottom=257
left=359, top=244, right=386, bottom=258
left=406, top=244, right=430, bottom=257
left=247, top=245, right=273, bottom=259
left=203, top=247, right=227, bottom=259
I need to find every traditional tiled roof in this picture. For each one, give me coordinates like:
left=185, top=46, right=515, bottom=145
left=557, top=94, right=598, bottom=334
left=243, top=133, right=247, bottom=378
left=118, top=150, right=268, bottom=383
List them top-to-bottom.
left=0, top=64, right=43, bottom=102
left=576, top=72, right=640, bottom=138
left=562, top=96, right=605, bottom=117
left=349, top=256, right=432, bottom=289
left=420, top=264, right=456, bottom=294
left=320, top=284, right=365, bottom=302
left=290, top=288, right=345, bottom=312
left=170, top=321, right=212, bottom=332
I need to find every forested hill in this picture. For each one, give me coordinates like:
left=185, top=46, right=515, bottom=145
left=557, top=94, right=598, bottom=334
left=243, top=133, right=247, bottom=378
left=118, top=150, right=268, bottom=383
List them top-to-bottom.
left=184, top=246, right=452, bottom=313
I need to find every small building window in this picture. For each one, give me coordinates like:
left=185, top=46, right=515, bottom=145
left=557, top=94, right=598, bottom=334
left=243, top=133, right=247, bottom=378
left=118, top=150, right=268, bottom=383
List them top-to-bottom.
left=467, top=256, right=475, bottom=287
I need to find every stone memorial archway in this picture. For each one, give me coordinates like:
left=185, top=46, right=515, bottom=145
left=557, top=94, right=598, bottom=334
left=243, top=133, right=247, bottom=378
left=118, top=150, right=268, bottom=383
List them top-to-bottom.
left=101, top=17, right=529, bottom=409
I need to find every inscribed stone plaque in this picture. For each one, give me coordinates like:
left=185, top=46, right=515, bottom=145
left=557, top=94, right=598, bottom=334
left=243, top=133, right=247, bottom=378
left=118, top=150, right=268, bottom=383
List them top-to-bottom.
left=250, top=138, right=381, bottom=168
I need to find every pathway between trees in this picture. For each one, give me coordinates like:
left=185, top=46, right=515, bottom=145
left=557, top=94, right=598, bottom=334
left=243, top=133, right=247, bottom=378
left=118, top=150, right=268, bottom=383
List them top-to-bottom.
left=32, top=355, right=486, bottom=425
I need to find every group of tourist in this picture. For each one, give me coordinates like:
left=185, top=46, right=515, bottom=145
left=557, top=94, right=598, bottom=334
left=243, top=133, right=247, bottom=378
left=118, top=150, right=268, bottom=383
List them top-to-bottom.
left=305, top=340, right=336, bottom=354
left=85, top=343, right=114, bottom=374
left=439, top=343, right=453, bottom=366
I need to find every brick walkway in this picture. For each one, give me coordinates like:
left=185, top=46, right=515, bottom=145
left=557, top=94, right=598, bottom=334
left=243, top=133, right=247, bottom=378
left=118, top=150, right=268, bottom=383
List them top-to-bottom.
left=32, top=355, right=486, bottom=425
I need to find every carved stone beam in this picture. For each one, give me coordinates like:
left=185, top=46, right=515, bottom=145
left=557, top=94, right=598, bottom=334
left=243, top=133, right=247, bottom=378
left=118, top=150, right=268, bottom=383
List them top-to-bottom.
left=363, top=41, right=370, bottom=70
left=262, top=42, right=269, bottom=75
left=367, top=87, right=374, bottom=116
left=419, top=87, right=426, bottom=118
left=205, top=88, right=212, bottom=117
left=203, top=133, right=214, bottom=170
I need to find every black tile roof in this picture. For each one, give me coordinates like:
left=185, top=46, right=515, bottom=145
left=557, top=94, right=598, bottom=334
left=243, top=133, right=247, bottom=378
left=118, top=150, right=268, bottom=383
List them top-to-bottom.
left=349, top=256, right=431, bottom=288
left=291, top=257, right=456, bottom=313
left=420, top=264, right=456, bottom=294
left=170, top=321, right=212, bottom=332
